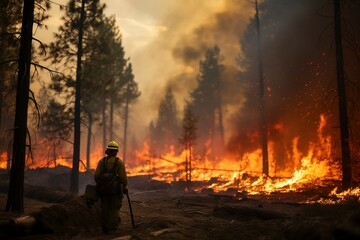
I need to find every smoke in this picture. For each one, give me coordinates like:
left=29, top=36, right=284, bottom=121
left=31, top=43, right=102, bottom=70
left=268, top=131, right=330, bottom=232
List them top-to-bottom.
left=36, top=0, right=359, bottom=175
left=103, top=0, right=255, bottom=141
left=227, top=0, right=360, bottom=174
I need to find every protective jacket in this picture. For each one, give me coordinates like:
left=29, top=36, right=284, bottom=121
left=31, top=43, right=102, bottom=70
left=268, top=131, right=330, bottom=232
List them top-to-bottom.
left=94, top=156, right=128, bottom=195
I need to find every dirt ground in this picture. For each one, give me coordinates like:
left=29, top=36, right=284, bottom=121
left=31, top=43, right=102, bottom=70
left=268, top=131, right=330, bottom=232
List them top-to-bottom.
left=0, top=169, right=359, bottom=239
left=1, top=187, right=360, bottom=240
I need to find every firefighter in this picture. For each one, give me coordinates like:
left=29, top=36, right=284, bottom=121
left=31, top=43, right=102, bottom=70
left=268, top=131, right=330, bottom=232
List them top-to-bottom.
left=94, top=140, right=128, bottom=234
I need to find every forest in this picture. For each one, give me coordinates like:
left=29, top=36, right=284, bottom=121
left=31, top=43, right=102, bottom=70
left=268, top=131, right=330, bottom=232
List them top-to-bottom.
left=0, top=0, right=360, bottom=239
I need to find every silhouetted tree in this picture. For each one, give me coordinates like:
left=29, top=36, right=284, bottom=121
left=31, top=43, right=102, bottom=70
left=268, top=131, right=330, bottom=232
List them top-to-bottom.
left=0, top=0, right=23, bottom=169
left=3, top=0, right=50, bottom=211
left=6, top=0, right=35, bottom=213
left=47, top=0, right=106, bottom=193
left=70, top=0, right=86, bottom=194
left=255, top=0, right=269, bottom=176
left=333, top=0, right=351, bottom=189
left=107, top=17, right=127, bottom=142
left=191, top=45, right=224, bottom=160
left=122, top=63, right=140, bottom=163
left=150, top=87, right=180, bottom=155
left=39, top=96, right=72, bottom=167
left=179, top=101, right=197, bottom=188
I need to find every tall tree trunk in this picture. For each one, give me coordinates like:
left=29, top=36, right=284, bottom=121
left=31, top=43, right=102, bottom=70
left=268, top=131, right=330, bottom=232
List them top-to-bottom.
left=6, top=0, right=35, bottom=212
left=70, top=0, right=85, bottom=194
left=255, top=0, right=269, bottom=176
left=334, top=0, right=351, bottom=189
left=0, top=72, right=3, bottom=132
left=0, top=73, right=4, bottom=163
left=215, top=73, right=224, bottom=159
left=102, top=96, right=107, bottom=152
left=123, top=97, right=129, bottom=163
left=109, top=98, right=113, bottom=141
left=86, top=112, right=92, bottom=171
left=53, top=141, right=56, bottom=167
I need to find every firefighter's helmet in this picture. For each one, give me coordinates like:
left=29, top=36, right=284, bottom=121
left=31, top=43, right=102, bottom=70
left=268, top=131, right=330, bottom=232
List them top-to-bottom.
left=107, top=141, right=119, bottom=151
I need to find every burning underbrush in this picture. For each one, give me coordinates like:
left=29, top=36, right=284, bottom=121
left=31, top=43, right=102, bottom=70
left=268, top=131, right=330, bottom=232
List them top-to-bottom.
left=0, top=114, right=358, bottom=206
left=123, top=114, right=359, bottom=204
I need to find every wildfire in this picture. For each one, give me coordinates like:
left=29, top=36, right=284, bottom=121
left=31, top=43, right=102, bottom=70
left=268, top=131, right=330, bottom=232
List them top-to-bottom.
left=2, top=114, right=354, bottom=204
left=128, top=114, right=342, bottom=196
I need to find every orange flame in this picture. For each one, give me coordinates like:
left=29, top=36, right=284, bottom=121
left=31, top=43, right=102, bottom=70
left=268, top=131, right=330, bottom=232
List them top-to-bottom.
left=4, top=113, right=350, bottom=204
left=127, top=114, right=342, bottom=195
left=0, top=151, right=8, bottom=169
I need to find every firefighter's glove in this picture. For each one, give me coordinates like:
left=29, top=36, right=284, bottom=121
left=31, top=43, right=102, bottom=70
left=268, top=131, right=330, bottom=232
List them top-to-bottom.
left=123, top=188, right=128, bottom=194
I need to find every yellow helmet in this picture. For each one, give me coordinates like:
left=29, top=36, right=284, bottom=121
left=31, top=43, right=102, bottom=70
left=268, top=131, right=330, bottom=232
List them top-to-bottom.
left=107, top=141, right=119, bottom=151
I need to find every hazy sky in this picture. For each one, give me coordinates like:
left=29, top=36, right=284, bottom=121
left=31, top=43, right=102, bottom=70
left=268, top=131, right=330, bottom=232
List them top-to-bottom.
left=37, top=0, right=252, bottom=140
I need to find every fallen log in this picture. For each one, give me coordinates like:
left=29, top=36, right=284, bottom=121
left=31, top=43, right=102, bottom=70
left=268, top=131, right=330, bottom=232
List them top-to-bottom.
left=1, top=196, right=101, bottom=238
left=31, top=196, right=100, bottom=234
left=214, top=204, right=288, bottom=221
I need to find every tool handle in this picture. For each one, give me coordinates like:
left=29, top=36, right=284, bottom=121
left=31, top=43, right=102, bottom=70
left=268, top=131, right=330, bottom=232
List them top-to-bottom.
left=126, top=193, right=135, bottom=229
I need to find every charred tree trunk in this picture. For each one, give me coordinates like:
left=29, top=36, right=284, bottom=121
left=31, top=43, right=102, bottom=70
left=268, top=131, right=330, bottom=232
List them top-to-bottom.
left=6, top=0, right=35, bottom=212
left=70, top=0, right=86, bottom=194
left=255, top=0, right=269, bottom=177
left=334, top=0, right=351, bottom=189
left=86, top=112, right=92, bottom=171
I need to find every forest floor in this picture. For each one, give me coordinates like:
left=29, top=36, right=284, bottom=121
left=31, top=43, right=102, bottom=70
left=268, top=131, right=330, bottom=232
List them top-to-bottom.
left=0, top=169, right=360, bottom=239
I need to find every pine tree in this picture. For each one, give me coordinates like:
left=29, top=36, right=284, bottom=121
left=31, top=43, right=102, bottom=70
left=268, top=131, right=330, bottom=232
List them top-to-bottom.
left=0, top=0, right=23, bottom=167
left=4, top=0, right=49, bottom=212
left=6, top=0, right=35, bottom=213
left=47, top=0, right=106, bottom=193
left=255, top=0, right=269, bottom=176
left=333, top=0, right=351, bottom=189
left=47, top=1, right=138, bottom=173
left=81, top=15, right=124, bottom=169
left=191, top=45, right=224, bottom=160
left=122, top=63, right=140, bottom=163
left=151, top=87, right=180, bottom=155
left=39, top=96, right=72, bottom=167
left=179, top=102, right=197, bottom=188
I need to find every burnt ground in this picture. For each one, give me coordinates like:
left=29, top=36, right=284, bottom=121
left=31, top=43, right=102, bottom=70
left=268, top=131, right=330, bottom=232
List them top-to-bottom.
left=0, top=169, right=359, bottom=239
